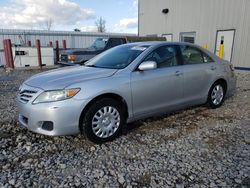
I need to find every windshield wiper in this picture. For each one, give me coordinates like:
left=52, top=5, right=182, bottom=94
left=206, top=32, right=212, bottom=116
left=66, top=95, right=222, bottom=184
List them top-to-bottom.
left=85, top=64, right=97, bottom=68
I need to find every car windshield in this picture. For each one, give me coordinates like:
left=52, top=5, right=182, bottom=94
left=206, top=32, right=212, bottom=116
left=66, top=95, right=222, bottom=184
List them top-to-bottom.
left=90, top=38, right=108, bottom=50
left=85, top=44, right=149, bottom=69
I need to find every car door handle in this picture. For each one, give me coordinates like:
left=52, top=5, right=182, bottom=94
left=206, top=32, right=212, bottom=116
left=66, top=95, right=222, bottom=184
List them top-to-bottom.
left=211, top=66, right=217, bottom=70
left=175, top=71, right=183, bottom=76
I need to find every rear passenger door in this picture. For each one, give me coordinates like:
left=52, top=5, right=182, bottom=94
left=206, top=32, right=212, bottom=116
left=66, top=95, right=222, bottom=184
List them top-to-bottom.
left=180, top=45, right=216, bottom=104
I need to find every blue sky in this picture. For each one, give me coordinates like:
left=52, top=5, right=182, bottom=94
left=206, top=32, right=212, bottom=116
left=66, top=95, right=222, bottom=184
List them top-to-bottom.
left=0, top=0, right=138, bottom=34
left=74, top=0, right=138, bottom=33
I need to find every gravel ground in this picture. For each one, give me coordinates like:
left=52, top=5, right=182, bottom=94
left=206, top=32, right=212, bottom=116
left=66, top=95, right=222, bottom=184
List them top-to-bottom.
left=0, top=68, right=249, bottom=188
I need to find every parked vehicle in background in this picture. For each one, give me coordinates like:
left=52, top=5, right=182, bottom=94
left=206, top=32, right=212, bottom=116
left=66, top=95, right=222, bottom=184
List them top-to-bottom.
left=59, top=36, right=166, bottom=66
left=59, top=37, right=127, bottom=66
left=17, top=42, right=236, bottom=143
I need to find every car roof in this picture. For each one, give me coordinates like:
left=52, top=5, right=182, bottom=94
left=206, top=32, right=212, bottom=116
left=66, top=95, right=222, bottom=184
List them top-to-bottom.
left=125, top=41, right=220, bottom=62
left=128, top=41, right=199, bottom=47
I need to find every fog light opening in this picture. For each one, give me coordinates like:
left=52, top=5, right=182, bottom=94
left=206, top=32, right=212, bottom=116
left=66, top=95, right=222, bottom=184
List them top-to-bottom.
left=41, top=121, right=54, bottom=131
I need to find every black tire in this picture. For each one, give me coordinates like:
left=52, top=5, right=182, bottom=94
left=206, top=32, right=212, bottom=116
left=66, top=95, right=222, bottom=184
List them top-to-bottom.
left=207, top=81, right=226, bottom=109
left=80, top=98, right=126, bottom=143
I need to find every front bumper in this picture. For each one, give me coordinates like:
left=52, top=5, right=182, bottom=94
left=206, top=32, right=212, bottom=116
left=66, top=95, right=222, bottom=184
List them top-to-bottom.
left=17, top=89, right=88, bottom=136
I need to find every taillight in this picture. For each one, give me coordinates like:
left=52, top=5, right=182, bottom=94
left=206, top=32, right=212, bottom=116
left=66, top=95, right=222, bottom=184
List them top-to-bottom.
left=68, top=55, right=77, bottom=62
left=229, top=63, right=234, bottom=71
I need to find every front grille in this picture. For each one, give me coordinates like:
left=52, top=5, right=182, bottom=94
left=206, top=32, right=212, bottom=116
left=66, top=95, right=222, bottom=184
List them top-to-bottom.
left=60, top=54, right=68, bottom=62
left=19, top=89, right=38, bottom=103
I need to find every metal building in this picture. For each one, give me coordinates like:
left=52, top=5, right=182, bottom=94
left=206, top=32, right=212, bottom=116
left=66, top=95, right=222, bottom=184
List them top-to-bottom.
left=138, top=0, right=250, bottom=70
left=0, top=29, right=134, bottom=66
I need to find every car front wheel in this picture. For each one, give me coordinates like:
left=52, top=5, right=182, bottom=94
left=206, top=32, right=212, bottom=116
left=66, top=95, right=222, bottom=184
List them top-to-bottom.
left=208, top=82, right=226, bottom=108
left=81, top=98, right=126, bottom=143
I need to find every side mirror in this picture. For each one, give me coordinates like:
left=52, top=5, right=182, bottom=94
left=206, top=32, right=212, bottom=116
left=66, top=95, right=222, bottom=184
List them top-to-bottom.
left=138, top=61, right=157, bottom=71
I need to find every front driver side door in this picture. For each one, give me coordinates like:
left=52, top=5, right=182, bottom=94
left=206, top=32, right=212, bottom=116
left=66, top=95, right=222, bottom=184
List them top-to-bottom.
left=130, top=45, right=184, bottom=117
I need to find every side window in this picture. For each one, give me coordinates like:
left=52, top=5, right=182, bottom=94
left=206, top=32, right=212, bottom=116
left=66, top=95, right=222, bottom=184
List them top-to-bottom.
left=110, top=38, right=123, bottom=47
left=121, top=38, right=127, bottom=44
left=105, top=40, right=112, bottom=49
left=144, top=45, right=179, bottom=68
left=180, top=46, right=204, bottom=64
left=202, top=52, right=214, bottom=63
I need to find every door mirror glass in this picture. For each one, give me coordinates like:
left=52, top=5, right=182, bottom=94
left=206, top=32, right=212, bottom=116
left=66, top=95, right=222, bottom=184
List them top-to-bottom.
left=138, top=61, right=157, bottom=71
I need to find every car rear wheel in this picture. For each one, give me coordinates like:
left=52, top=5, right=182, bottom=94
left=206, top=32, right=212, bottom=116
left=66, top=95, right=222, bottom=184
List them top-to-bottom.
left=208, top=82, right=226, bottom=108
left=81, top=98, right=126, bottom=143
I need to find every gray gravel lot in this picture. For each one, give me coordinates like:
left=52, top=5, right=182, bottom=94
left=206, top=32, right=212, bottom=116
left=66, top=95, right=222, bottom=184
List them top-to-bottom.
left=0, top=68, right=249, bottom=188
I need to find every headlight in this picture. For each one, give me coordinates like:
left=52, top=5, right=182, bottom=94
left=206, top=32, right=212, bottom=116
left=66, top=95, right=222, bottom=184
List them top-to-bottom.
left=68, top=55, right=77, bottom=61
left=18, top=84, right=23, bottom=93
left=33, top=88, right=80, bottom=104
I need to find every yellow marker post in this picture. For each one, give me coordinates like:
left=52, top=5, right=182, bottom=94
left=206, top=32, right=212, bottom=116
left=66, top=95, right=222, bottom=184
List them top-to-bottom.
left=202, top=44, right=208, bottom=49
left=219, top=44, right=224, bottom=59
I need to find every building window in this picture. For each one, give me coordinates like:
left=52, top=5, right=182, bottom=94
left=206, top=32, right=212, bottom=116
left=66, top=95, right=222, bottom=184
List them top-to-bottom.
left=180, top=32, right=196, bottom=43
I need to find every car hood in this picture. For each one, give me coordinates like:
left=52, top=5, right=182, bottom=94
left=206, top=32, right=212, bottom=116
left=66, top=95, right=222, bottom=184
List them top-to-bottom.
left=24, top=66, right=117, bottom=90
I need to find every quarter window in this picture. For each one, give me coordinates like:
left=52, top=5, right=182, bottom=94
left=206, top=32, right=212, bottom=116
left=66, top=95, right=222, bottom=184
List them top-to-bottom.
left=144, top=46, right=179, bottom=68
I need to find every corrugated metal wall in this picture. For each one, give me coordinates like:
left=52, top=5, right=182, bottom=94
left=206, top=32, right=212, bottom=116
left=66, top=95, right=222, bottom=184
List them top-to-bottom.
left=139, top=0, right=250, bottom=68
left=0, top=29, right=135, bottom=66
left=0, top=49, right=4, bottom=66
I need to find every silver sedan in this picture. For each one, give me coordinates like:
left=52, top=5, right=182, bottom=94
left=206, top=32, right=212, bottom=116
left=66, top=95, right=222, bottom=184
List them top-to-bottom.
left=17, top=42, right=236, bottom=143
